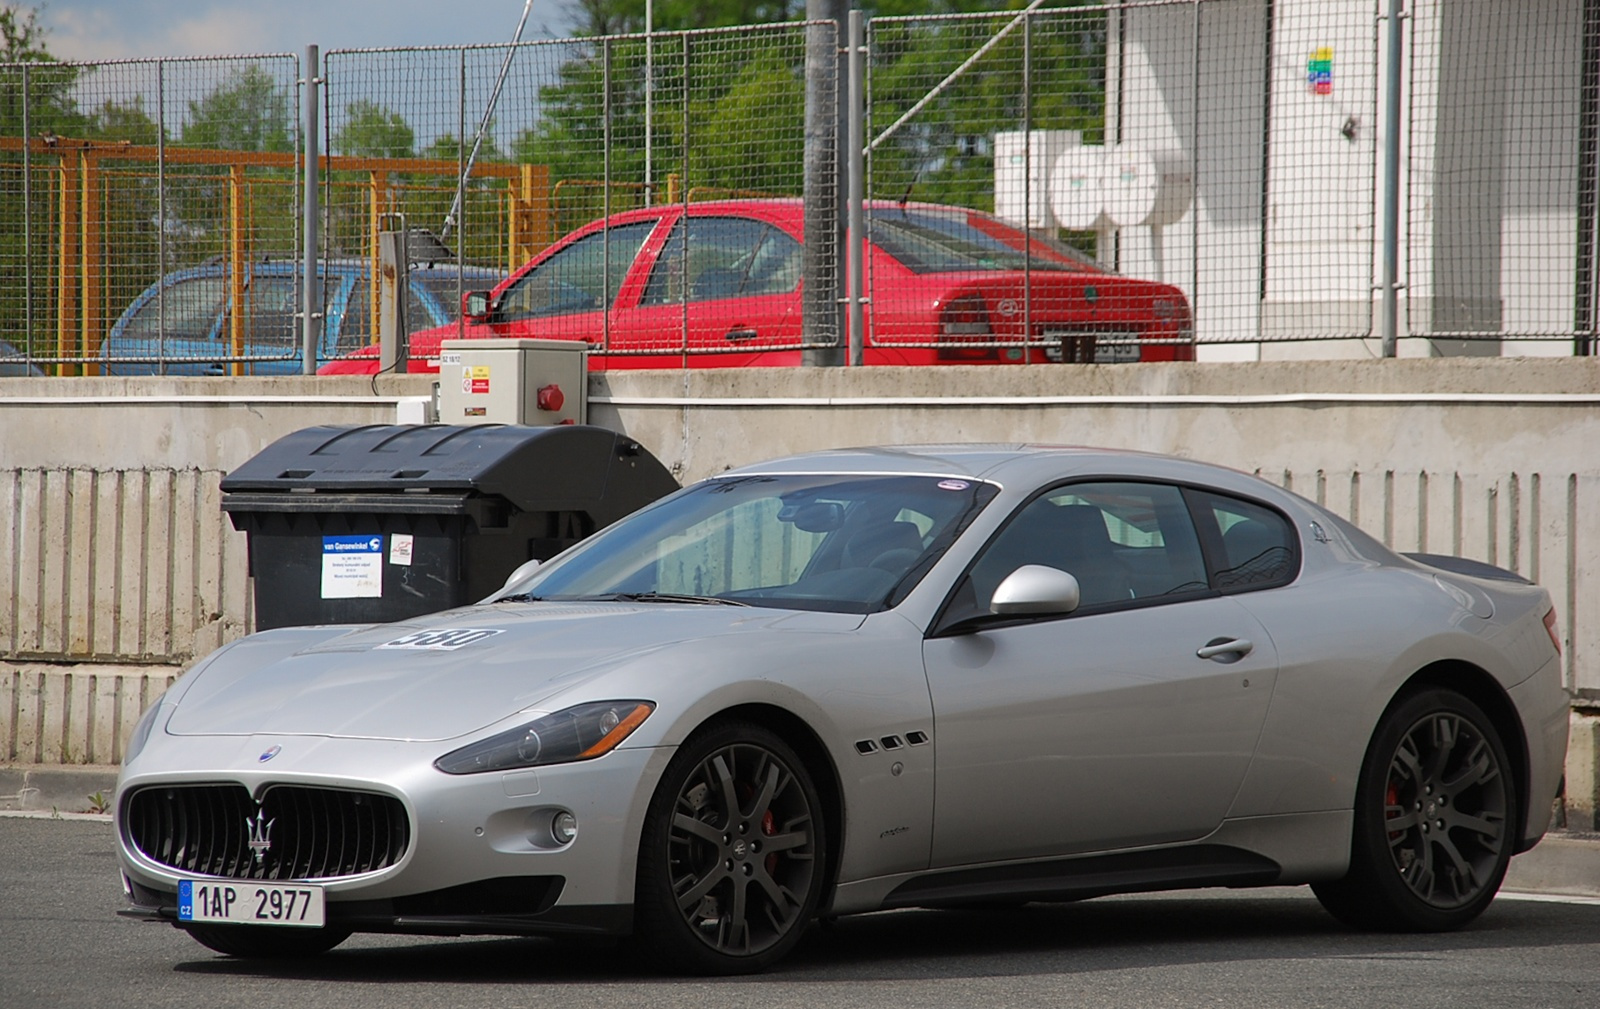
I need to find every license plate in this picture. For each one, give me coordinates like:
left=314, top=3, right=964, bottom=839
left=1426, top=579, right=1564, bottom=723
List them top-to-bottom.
left=1043, top=333, right=1141, bottom=364
left=1093, top=341, right=1141, bottom=364
left=178, top=880, right=325, bottom=928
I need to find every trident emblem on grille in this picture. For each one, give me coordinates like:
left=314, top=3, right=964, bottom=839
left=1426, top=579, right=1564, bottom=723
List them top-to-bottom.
left=246, top=806, right=276, bottom=864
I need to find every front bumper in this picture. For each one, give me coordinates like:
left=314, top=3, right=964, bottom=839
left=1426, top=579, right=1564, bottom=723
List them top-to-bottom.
left=115, top=733, right=675, bottom=935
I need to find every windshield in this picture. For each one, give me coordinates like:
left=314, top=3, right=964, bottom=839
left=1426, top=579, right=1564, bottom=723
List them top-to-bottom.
left=868, top=207, right=1101, bottom=275
left=506, top=473, right=999, bottom=614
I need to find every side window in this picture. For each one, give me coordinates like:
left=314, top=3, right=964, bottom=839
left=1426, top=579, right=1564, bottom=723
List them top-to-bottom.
left=641, top=217, right=798, bottom=305
left=497, top=222, right=655, bottom=323
left=123, top=276, right=227, bottom=340
left=238, top=276, right=300, bottom=351
left=235, top=277, right=337, bottom=353
left=337, top=279, right=459, bottom=356
left=964, top=482, right=1209, bottom=613
left=1191, top=491, right=1299, bottom=590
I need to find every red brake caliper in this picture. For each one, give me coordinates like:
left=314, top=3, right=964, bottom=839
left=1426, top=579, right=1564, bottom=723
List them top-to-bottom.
left=1386, top=781, right=1403, bottom=840
left=762, top=810, right=778, bottom=874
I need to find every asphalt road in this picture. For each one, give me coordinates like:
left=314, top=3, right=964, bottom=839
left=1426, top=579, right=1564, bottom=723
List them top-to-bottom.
left=6, top=814, right=1599, bottom=1009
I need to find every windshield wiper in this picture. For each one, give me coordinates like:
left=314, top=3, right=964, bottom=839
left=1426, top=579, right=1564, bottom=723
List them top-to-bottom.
left=598, top=591, right=750, bottom=607
left=492, top=593, right=543, bottom=603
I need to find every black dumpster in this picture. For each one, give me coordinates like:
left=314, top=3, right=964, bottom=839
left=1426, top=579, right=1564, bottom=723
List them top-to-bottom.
left=221, top=424, right=679, bottom=630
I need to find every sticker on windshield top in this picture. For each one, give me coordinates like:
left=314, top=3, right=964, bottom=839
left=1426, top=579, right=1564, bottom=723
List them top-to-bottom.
left=937, top=479, right=971, bottom=491
left=376, top=628, right=505, bottom=651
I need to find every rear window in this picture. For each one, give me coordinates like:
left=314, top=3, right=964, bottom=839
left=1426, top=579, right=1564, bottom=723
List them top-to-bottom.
left=867, top=208, right=1100, bottom=275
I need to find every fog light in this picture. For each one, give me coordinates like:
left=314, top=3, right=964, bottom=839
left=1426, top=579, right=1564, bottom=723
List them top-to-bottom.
left=552, top=811, right=578, bottom=844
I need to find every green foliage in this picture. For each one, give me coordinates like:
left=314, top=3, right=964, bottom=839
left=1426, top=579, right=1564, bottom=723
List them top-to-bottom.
left=0, top=3, right=87, bottom=137
left=867, top=4, right=1108, bottom=212
left=179, top=65, right=292, bottom=152
left=334, top=100, right=415, bottom=159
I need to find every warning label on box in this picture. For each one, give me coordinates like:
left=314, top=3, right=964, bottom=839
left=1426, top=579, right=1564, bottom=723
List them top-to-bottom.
left=461, top=365, right=490, bottom=395
left=322, top=535, right=383, bottom=599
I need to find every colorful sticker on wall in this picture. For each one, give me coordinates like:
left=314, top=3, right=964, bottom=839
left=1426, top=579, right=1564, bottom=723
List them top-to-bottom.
left=1307, top=47, right=1333, bottom=95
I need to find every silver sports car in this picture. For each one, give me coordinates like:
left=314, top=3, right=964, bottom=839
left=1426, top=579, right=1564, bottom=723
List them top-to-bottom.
left=114, top=445, right=1569, bottom=974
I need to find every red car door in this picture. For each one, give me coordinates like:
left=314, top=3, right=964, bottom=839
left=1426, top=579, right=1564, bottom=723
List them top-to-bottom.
left=612, top=213, right=805, bottom=367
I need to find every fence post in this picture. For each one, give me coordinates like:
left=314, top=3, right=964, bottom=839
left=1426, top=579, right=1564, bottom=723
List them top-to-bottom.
left=803, top=0, right=843, bottom=366
left=1380, top=0, right=1404, bottom=357
left=847, top=9, right=864, bottom=367
left=302, top=45, right=321, bottom=375
left=21, top=64, right=32, bottom=364
left=377, top=222, right=410, bottom=374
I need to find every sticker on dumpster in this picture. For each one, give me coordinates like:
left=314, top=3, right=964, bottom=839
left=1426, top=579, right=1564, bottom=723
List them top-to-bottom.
left=462, top=365, right=490, bottom=395
left=390, top=533, right=414, bottom=567
left=321, top=535, right=383, bottom=599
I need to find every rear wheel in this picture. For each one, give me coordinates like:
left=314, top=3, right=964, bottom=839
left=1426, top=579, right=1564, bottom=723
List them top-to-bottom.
left=1314, top=687, right=1515, bottom=931
left=634, top=722, right=826, bottom=975
left=185, top=923, right=352, bottom=958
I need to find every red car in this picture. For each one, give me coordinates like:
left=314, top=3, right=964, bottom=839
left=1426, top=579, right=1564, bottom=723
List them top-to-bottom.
left=319, top=200, right=1193, bottom=373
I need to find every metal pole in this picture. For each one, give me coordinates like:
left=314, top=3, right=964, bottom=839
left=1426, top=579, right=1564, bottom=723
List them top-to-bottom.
left=442, top=0, right=534, bottom=242
left=645, top=0, right=653, bottom=201
left=803, top=0, right=843, bottom=366
left=869, top=0, right=1048, bottom=154
left=1380, top=0, right=1404, bottom=357
left=848, top=9, right=865, bottom=367
left=301, top=45, right=321, bottom=375
left=156, top=60, right=167, bottom=374
left=21, top=65, right=32, bottom=362
left=377, top=220, right=410, bottom=374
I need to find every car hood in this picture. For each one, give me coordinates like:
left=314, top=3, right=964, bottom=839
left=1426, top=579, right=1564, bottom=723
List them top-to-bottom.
left=164, top=603, right=862, bottom=742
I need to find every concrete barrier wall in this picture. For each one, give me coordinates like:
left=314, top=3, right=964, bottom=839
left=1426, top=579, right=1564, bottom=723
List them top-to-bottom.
left=2, top=361, right=1597, bottom=823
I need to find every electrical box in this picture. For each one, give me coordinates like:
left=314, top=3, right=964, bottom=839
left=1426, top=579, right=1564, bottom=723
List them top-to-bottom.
left=436, top=338, right=588, bottom=426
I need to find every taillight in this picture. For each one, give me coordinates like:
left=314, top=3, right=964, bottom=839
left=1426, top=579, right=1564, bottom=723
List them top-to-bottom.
left=937, top=294, right=997, bottom=361
left=1544, top=607, right=1562, bottom=656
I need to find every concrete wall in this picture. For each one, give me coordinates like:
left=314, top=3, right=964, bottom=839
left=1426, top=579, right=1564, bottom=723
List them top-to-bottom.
left=2, top=361, right=1597, bottom=823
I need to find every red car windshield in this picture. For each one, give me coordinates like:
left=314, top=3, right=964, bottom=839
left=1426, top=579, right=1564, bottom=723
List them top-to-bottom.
left=867, top=207, right=1101, bottom=275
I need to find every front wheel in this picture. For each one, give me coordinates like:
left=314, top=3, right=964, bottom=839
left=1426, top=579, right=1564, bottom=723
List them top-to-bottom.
left=1314, top=687, right=1516, bottom=932
left=634, top=722, right=826, bottom=975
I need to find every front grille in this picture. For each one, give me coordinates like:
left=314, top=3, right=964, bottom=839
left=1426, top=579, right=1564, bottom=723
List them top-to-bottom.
left=126, top=783, right=410, bottom=880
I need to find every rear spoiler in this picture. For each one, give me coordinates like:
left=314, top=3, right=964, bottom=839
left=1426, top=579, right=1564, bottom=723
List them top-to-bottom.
left=1403, top=552, right=1532, bottom=585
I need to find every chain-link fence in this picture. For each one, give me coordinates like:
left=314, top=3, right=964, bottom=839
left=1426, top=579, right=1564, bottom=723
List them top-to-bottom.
left=1, top=1, right=1596, bottom=374
left=322, top=21, right=838, bottom=367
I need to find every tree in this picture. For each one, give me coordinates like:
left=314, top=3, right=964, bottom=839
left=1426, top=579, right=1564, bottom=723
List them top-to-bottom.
left=0, top=3, right=87, bottom=138
left=180, top=65, right=293, bottom=152
left=334, top=101, right=415, bottom=159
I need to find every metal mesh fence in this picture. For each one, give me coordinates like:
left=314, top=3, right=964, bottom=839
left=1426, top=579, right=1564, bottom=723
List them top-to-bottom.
left=1407, top=0, right=1585, bottom=354
left=2, top=3, right=1598, bottom=374
left=322, top=21, right=837, bottom=367
left=0, top=54, right=303, bottom=374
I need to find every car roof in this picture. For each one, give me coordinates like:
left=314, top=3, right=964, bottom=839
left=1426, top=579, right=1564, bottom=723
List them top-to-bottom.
left=717, top=444, right=1292, bottom=502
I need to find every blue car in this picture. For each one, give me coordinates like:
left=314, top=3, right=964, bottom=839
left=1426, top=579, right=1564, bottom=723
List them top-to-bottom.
left=102, top=256, right=501, bottom=375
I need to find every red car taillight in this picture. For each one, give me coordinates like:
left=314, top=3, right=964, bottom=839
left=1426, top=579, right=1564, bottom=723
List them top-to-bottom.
left=937, top=294, right=997, bottom=361
left=1544, top=607, right=1562, bottom=656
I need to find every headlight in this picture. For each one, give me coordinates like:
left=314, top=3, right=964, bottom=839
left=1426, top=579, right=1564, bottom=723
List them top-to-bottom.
left=434, top=700, right=655, bottom=775
left=123, top=701, right=168, bottom=764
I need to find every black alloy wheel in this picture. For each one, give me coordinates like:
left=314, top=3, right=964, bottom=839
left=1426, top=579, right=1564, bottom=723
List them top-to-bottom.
left=1314, top=687, right=1516, bottom=932
left=635, top=721, right=826, bottom=974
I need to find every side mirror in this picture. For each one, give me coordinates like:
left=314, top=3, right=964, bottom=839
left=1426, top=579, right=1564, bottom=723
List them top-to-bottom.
left=463, top=290, right=492, bottom=321
left=479, top=558, right=542, bottom=603
left=990, top=565, right=1081, bottom=616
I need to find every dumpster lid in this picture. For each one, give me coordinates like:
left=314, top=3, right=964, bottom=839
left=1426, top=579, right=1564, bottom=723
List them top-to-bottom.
left=219, top=424, right=661, bottom=509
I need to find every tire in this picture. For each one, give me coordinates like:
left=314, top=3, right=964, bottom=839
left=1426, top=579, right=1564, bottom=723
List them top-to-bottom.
left=1313, top=687, right=1516, bottom=932
left=634, top=721, right=827, bottom=975
left=185, top=923, right=352, bottom=958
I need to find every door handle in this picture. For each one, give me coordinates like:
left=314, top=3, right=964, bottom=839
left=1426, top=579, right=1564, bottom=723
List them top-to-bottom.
left=725, top=328, right=758, bottom=342
left=1196, top=637, right=1253, bottom=661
